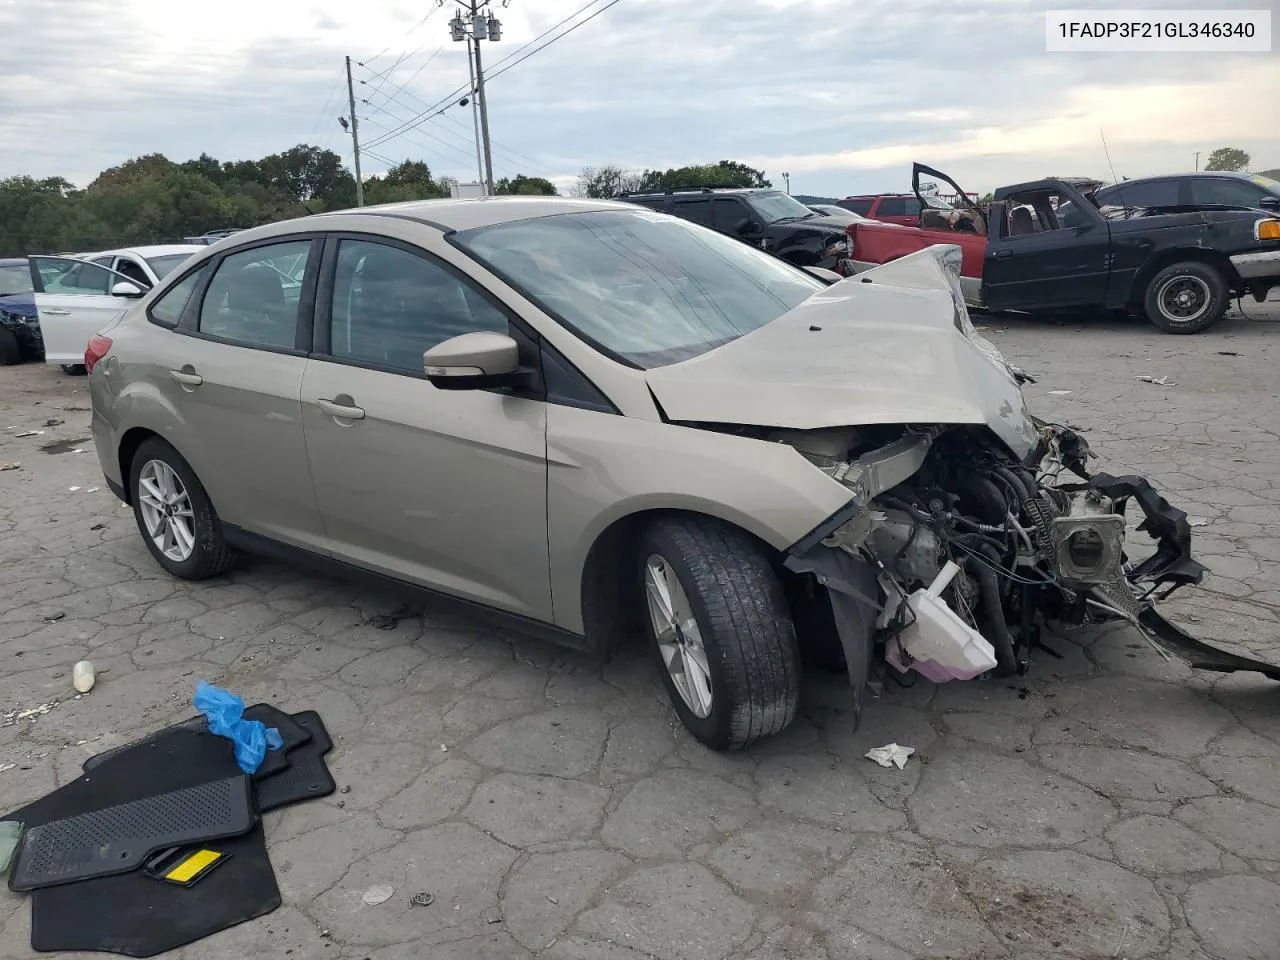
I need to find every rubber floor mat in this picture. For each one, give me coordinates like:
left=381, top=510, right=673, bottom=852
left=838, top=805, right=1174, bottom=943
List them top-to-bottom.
left=83, top=705, right=311, bottom=780
left=255, top=711, right=335, bottom=812
left=5, top=724, right=254, bottom=892
left=9, top=775, right=253, bottom=891
left=29, top=822, right=280, bottom=958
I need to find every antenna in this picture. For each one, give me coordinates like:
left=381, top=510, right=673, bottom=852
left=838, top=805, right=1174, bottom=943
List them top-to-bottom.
left=1100, top=127, right=1128, bottom=211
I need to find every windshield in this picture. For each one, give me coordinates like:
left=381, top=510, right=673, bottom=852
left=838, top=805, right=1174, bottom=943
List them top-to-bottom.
left=746, top=192, right=818, bottom=223
left=922, top=194, right=954, bottom=209
left=453, top=209, right=823, bottom=369
left=144, top=254, right=194, bottom=280
left=0, top=263, right=31, bottom=297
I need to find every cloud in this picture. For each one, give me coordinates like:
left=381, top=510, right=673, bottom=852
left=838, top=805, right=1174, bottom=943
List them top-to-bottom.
left=1, top=0, right=1276, bottom=197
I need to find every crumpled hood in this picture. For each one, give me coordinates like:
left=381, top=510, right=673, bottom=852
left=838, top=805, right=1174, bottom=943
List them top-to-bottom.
left=644, top=246, right=1039, bottom=457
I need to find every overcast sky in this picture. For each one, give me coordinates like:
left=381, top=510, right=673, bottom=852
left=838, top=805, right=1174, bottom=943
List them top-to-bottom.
left=2, top=0, right=1277, bottom=196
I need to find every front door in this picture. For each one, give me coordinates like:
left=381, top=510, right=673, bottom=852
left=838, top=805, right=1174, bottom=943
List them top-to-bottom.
left=982, top=189, right=1112, bottom=311
left=300, top=235, right=552, bottom=620
left=28, top=257, right=137, bottom=366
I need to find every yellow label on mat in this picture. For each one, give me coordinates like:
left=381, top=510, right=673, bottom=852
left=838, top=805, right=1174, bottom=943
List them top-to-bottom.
left=164, top=849, right=223, bottom=883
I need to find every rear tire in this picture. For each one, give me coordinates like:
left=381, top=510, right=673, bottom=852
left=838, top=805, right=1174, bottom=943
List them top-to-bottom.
left=1143, top=261, right=1228, bottom=334
left=0, top=329, right=21, bottom=365
left=61, top=363, right=86, bottom=375
left=129, top=438, right=236, bottom=580
left=637, top=516, right=801, bottom=751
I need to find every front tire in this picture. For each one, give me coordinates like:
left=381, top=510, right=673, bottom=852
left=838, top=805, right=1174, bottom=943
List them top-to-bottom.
left=1143, top=261, right=1228, bottom=334
left=0, top=329, right=21, bottom=366
left=129, top=438, right=236, bottom=580
left=637, top=516, right=801, bottom=751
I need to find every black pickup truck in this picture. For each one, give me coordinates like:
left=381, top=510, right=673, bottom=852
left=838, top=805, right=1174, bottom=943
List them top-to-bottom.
left=849, top=163, right=1280, bottom=334
left=616, top=186, right=852, bottom=274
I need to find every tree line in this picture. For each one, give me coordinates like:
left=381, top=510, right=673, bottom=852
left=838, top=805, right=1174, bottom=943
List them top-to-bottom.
left=0, top=145, right=557, bottom=258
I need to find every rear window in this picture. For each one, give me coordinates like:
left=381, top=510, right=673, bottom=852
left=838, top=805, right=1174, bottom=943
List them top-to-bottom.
left=876, top=197, right=907, bottom=217
left=838, top=198, right=874, bottom=216
left=144, top=254, right=195, bottom=281
left=0, top=263, right=31, bottom=296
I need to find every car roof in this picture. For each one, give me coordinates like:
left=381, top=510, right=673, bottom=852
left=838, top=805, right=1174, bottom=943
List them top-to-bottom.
left=1099, top=171, right=1257, bottom=188
left=221, top=197, right=645, bottom=240
left=91, top=244, right=208, bottom=259
left=0, top=257, right=27, bottom=266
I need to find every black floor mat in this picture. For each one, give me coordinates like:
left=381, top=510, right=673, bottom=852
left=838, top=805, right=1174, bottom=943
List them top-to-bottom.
left=83, top=705, right=311, bottom=781
left=255, top=711, right=335, bottom=812
left=6, top=725, right=254, bottom=892
left=11, top=777, right=253, bottom=891
left=29, top=822, right=280, bottom=958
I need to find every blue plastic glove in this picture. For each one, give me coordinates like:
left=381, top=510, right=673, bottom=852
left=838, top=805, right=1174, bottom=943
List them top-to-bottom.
left=193, top=680, right=285, bottom=774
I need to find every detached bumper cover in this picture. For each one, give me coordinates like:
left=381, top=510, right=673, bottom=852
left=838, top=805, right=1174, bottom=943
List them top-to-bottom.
left=1230, top=248, right=1280, bottom=280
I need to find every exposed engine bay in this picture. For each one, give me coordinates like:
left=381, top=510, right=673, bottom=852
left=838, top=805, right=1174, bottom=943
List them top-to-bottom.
left=781, top=419, right=1280, bottom=720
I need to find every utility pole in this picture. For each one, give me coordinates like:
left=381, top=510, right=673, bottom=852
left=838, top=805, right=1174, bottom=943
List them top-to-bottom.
left=451, top=3, right=501, bottom=196
left=466, top=43, right=484, bottom=185
left=344, top=56, right=364, bottom=206
left=1193, top=151, right=1200, bottom=171
left=782, top=172, right=790, bottom=194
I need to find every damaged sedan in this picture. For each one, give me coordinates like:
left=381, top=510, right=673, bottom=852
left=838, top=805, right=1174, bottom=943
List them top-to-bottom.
left=86, top=198, right=1278, bottom=751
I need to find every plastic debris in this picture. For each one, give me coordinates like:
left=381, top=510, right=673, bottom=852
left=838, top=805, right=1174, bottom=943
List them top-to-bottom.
left=1135, top=375, right=1173, bottom=385
left=1047, top=390, right=1072, bottom=395
left=15, top=430, right=43, bottom=438
left=0, top=462, right=19, bottom=471
left=68, top=486, right=81, bottom=492
left=87, top=487, right=100, bottom=493
left=1188, top=517, right=1210, bottom=527
left=72, top=661, right=96, bottom=694
left=192, top=681, right=284, bottom=774
left=865, top=743, right=915, bottom=769
left=0, top=764, right=14, bottom=774
left=0, top=820, right=21, bottom=873
left=361, top=885, right=395, bottom=906
left=411, top=891, right=434, bottom=907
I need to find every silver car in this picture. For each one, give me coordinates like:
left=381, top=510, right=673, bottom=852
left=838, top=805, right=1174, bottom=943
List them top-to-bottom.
left=87, top=198, right=1276, bottom=750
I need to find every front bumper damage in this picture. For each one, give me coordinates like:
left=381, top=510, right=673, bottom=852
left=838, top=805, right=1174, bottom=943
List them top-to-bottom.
left=784, top=422, right=1280, bottom=725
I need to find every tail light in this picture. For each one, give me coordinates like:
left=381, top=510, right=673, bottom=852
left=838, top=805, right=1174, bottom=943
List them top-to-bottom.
left=84, top=334, right=113, bottom=374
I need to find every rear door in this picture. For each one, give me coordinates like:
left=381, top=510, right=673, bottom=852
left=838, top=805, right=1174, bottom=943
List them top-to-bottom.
left=159, top=236, right=329, bottom=551
left=28, top=256, right=140, bottom=366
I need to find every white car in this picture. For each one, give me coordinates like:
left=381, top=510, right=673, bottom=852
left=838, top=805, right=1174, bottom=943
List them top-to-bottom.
left=30, top=245, right=205, bottom=373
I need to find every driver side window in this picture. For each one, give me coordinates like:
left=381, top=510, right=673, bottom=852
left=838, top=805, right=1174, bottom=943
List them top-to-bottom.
left=329, top=239, right=507, bottom=375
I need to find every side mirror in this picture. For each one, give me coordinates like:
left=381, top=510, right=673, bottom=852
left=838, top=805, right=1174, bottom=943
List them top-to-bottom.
left=1259, top=195, right=1280, bottom=210
left=735, top=217, right=760, bottom=236
left=111, top=281, right=144, bottom=298
left=424, top=331, right=522, bottom=390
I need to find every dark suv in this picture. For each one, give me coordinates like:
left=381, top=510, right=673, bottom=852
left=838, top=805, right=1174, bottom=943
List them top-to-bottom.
left=1095, top=171, right=1280, bottom=212
left=615, top=187, right=853, bottom=274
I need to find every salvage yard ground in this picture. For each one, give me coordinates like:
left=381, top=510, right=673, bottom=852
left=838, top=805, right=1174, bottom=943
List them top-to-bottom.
left=2, top=296, right=1280, bottom=960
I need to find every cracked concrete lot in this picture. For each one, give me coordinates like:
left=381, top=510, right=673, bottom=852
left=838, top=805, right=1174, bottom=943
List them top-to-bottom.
left=2, top=298, right=1279, bottom=960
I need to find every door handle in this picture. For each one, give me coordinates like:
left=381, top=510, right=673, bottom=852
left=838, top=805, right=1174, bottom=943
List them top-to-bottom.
left=994, top=249, right=1013, bottom=260
left=44, top=308, right=72, bottom=316
left=169, top=369, right=203, bottom=386
left=317, top=398, right=365, bottom=420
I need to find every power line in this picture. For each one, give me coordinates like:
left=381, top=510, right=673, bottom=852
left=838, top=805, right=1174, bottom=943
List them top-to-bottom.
left=363, top=0, right=623, bottom=152
left=484, top=0, right=624, bottom=85
left=364, top=1, right=446, bottom=66
left=307, top=68, right=348, bottom=143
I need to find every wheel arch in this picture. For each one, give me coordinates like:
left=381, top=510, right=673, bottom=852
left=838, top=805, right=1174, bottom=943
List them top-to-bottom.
left=1129, top=247, right=1241, bottom=306
left=578, top=503, right=803, bottom=660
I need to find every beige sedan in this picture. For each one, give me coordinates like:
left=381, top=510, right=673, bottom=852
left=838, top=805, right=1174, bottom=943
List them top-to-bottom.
left=86, top=198, right=1268, bottom=750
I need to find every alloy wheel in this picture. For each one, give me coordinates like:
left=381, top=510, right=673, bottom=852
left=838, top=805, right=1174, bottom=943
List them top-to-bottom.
left=137, top=459, right=196, bottom=562
left=644, top=554, right=713, bottom=718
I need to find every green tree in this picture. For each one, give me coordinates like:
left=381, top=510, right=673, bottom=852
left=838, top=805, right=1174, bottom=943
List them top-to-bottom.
left=1205, top=147, right=1250, bottom=172
left=576, top=165, right=645, bottom=198
left=495, top=174, right=558, bottom=195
